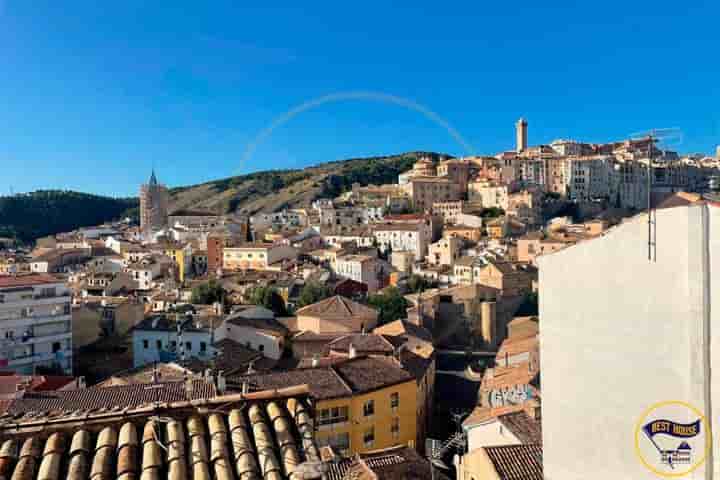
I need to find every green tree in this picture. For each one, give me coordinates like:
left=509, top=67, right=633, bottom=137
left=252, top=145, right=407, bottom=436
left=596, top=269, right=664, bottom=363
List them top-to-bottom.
left=0, top=190, right=138, bottom=243
left=480, top=207, right=505, bottom=219
left=406, top=274, right=433, bottom=293
left=190, top=279, right=225, bottom=305
left=297, top=281, right=333, bottom=308
left=248, top=286, right=288, bottom=316
left=368, top=287, right=408, bottom=325
left=516, top=291, right=539, bottom=316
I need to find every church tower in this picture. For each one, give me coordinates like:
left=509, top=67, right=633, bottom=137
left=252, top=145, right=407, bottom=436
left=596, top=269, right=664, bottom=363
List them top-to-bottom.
left=516, top=117, right=528, bottom=153
left=139, top=169, right=169, bottom=238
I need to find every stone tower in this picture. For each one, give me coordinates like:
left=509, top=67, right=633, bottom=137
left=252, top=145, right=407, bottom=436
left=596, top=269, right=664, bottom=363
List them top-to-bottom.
left=516, top=117, right=528, bottom=153
left=139, top=169, right=169, bottom=237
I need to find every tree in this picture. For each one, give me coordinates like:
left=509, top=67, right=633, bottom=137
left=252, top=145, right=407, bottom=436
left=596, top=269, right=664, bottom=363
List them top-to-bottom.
left=480, top=207, right=505, bottom=219
left=406, top=274, right=432, bottom=294
left=190, top=279, right=225, bottom=305
left=297, top=281, right=333, bottom=308
left=247, top=286, right=288, bottom=316
left=368, top=287, right=408, bottom=325
left=516, top=291, right=539, bottom=316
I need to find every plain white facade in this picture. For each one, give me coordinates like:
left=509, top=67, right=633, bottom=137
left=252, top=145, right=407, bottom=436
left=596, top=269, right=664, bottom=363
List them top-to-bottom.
left=539, top=204, right=720, bottom=479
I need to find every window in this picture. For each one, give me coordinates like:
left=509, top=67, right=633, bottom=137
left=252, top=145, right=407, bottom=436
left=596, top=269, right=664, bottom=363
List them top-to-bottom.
left=143, top=339, right=149, bottom=349
left=156, top=340, right=162, bottom=350
left=170, top=341, right=177, bottom=350
left=186, top=341, right=192, bottom=351
left=52, top=342, right=61, bottom=353
left=200, top=342, right=207, bottom=352
left=258, top=344, right=264, bottom=352
left=390, top=392, right=399, bottom=411
left=363, top=400, right=374, bottom=417
left=318, top=406, right=349, bottom=426
left=391, top=417, right=400, bottom=439
left=363, top=427, right=375, bottom=448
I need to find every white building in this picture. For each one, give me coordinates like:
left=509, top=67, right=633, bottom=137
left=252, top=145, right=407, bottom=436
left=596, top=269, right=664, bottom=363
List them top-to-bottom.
left=566, top=156, right=613, bottom=202
left=468, top=180, right=510, bottom=210
left=539, top=204, right=720, bottom=479
left=373, top=223, right=431, bottom=259
left=335, top=254, right=381, bottom=292
left=124, top=255, right=168, bottom=290
left=0, top=274, right=73, bottom=374
left=216, top=306, right=287, bottom=360
left=132, top=315, right=214, bottom=368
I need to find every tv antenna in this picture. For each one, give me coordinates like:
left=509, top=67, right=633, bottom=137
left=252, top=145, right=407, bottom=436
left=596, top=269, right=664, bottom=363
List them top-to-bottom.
left=629, top=128, right=683, bottom=262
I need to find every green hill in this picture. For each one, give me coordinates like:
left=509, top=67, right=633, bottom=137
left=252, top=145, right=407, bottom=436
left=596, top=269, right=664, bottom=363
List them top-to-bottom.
left=0, top=151, right=447, bottom=243
left=168, top=151, right=447, bottom=214
left=0, top=190, right=137, bottom=243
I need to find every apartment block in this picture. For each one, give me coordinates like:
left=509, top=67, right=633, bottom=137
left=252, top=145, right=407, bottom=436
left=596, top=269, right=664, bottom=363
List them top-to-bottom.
left=0, top=274, right=73, bottom=374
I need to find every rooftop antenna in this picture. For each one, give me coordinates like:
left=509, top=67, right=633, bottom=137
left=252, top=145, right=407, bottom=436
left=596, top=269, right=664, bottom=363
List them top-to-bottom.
left=629, top=128, right=683, bottom=262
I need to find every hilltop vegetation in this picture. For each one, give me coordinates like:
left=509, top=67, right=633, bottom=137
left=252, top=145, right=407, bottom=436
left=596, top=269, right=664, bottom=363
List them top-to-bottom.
left=0, top=151, right=446, bottom=243
left=168, top=151, right=447, bottom=215
left=0, top=190, right=137, bottom=242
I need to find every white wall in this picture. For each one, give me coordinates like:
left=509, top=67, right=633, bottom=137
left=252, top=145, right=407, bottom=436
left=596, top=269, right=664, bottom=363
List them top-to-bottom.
left=539, top=205, right=718, bottom=479
left=221, top=323, right=283, bottom=360
left=132, top=329, right=212, bottom=367
left=464, top=420, right=522, bottom=451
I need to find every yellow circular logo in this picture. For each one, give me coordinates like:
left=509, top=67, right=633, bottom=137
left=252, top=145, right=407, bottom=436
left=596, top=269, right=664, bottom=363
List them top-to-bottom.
left=634, top=400, right=712, bottom=477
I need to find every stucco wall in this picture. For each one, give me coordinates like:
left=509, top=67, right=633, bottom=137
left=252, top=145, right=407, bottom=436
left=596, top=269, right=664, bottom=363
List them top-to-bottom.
left=539, top=205, right=717, bottom=479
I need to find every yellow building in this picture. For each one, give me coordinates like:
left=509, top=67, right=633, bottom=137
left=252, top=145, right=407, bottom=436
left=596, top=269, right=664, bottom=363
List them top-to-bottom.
left=160, top=242, right=192, bottom=282
left=238, top=355, right=418, bottom=455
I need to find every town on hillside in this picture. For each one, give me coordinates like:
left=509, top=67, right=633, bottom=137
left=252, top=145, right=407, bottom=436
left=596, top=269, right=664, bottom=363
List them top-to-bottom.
left=0, top=119, right=719, bottom=480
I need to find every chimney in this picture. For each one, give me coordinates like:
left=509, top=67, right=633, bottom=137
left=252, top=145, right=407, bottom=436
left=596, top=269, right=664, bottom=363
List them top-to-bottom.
left=348, top=343, right=357, bottom=359
left=216, top=370, right=226, bottom=394
left=185, top=377, right=194, bottom=398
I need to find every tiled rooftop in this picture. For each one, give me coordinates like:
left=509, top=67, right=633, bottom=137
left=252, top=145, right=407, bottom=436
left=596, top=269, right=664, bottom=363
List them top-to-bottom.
left=0, top=274, right=62, bottom=289
left=295, top=295, right=377, bottom=319
left=235, top=356, right=414, bottom=401
left=0, top=386, right=321, bottom=480
left=484, top=444, right=543, bottom=480
left=326, top=445, right=450, bottom=480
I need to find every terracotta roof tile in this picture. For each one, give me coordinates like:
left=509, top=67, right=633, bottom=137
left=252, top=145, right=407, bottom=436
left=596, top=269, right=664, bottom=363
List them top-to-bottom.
left=295, top=295, right=377, bottom=319
left=0, top=387, right=318, bottom=480
left=484, top=444, right=543, bottom=480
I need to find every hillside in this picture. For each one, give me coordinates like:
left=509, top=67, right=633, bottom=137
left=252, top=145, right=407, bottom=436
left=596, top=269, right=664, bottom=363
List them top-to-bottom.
left=168, top=151, right=447, bottom=215
left=0, top=152, right=445, bottom=243
left=0, top=191, right=137, bottom=243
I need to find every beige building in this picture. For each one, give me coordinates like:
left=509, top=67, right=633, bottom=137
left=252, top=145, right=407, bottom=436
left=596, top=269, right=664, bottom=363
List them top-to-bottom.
left=436, top=158, right=471, bottom=194
left=403, top=176, right=461, bottom=212
left=468, top=180, right=510, bottom=210
left=506, top=189, right=541, bottom=226
left=431, top=200, right=465, bottom=224
left=445, top=225, right=483, bottom=243
left=426, top=235, right=462, bottom=267
left=223, top=243, right=297, bottom=271
left=475, top=261, right=534, bottom=297
left=295, top=295, right=378, bottom=334
left=72, top=296, right=144, bottom=348
left=456, top=444, right=543, bottom=480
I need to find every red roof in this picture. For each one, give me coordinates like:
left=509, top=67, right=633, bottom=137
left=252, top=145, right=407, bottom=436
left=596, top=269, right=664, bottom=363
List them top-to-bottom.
left=0, top=274, right=61, bottom=288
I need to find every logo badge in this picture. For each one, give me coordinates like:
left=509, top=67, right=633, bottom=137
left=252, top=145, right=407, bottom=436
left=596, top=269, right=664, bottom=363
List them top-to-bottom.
left=634, top=401, right=711, bottom=477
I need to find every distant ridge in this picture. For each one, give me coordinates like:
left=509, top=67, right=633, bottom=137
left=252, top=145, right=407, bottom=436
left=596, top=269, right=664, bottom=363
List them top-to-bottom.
left=0, top=151, right=447, bottom=243
left=0, top=190, right=137, bottom=243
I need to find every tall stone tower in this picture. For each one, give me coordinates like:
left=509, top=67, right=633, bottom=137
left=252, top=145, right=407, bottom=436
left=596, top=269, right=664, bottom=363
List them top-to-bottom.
left=516, top=117, right=528, bottom=153
left=139, top=169, right=169, bottom=237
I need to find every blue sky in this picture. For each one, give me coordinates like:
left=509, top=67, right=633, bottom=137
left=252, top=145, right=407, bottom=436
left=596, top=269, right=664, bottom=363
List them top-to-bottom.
left=1, top=0, right=718, bottom=197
